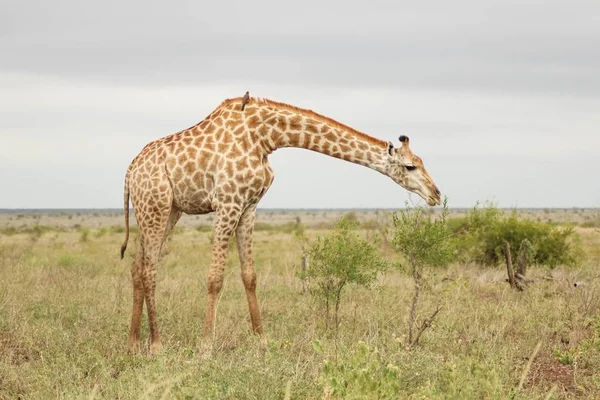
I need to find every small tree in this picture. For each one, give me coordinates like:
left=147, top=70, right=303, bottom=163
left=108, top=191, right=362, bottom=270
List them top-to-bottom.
left=392, top=198, right=453, bottom=349
left=301, top=216, right=388, bottom=332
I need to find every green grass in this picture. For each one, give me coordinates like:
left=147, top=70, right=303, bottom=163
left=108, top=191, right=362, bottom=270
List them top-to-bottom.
left=1, top=223, right=600, bottom=399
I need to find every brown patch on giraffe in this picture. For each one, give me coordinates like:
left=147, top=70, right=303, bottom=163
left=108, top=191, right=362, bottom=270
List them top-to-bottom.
left=260, top=109, right=275, bottom=120
left=247, top=115, right=261, bottom=129
left=289, top=115, right=302, bottom=131
left=276, top=118, right=287, bottom=132
left=205, top=123, right=216, bottom=134
left=306, top=123, right=318, bottom=134
left=258, top=125, right=269, bottom=136
left=234, top=126, right=245, bottom=136
left=270, top=129, right=283, bottom=145
left=324, top=131, right=337, bottom=143
left=223, top=132, right=233, bottom=144
left=287, top=133, right=301, bottom=146
left=240, top=135, right=251, bottom=152
left=217, top=142, right=229, bottom=153
left=230, top=144, right=242, bottom=158
left=339, top=144, right=351, bottom=153
left=186, top=147, right=197, bottom=159
left=197, top=153, right=210, bottom=170
left=177, top=154, right=188, bottom=166
left=166, top=157, right=176, bottom=170
left=235, top=157, right=249, bottom=171
left=225, top=160, right=235, bottom=177
left=184, top=161, right=195, bottom=175
left=172, top=168, right=183, bottom=183
left=192, top=171, right=203, bottom=183
left=250, top=178, right=263, bottom=190
left=223, top=182, right=235, bottom=193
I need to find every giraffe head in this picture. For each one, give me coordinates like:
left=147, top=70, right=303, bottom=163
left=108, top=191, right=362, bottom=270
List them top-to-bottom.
left=385, top=136, right=441, bottom=206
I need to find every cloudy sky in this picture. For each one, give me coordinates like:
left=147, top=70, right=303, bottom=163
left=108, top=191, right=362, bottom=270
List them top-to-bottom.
left=1, top=0, right=599, bottom=209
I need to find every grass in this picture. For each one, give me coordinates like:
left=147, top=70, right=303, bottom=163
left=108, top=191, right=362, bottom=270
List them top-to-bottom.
left=0, top=213, right=600, bottom=399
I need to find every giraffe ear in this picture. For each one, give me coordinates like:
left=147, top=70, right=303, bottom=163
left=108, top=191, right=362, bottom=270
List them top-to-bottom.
left=387, top=141, right=394, bottom=156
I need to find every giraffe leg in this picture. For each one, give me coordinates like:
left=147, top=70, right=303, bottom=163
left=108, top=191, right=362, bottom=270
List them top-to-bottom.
left=133, top=195, right=172, bottom=355
left=235, top=204, right=264, bottom=336
left=202, top=205, right=242, bottom=340
left=141, top=236, right=164, bottom=356
left=128, top=248, right=145, bottom=353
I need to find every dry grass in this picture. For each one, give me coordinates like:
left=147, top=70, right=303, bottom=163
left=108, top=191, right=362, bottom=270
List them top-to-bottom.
left=0, top=211, right=599, bottom=399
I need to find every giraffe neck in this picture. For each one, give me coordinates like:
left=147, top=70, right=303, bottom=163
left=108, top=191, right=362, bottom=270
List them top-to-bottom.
left=243, top=99, right=389, bottom=175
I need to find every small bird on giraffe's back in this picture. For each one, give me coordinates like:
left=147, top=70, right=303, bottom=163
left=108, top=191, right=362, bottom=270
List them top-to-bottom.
left=241, top=91, right=250, bottom=111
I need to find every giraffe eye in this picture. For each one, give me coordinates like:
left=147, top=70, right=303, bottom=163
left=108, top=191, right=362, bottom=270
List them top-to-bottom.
left=405, top=165, right=417, bottom=171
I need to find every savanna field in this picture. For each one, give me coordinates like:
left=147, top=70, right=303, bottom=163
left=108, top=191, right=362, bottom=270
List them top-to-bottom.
left=1, top=207, right=600, bottom=399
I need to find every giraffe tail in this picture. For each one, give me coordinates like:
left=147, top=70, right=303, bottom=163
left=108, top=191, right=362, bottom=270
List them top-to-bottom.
left=120, top=176, right=130, bottom=260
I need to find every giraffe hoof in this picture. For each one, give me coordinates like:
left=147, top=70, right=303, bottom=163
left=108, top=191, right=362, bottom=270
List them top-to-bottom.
left=259, top=336, right=268, bottom=349
left=128, top=341, right=141, bottom=355
left=150, top=341, right=164, bottom=356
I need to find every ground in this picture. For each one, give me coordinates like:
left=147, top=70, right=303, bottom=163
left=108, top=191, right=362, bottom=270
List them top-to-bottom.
left=0, top=209, right=599, bottom=399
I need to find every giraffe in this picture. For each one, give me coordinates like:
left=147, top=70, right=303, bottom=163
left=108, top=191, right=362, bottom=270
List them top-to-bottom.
left=120, top=95, right=441, bottom=354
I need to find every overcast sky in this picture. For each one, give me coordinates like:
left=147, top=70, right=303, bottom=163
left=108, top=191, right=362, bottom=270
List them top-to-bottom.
left=1, top=0, right=599, bottom=209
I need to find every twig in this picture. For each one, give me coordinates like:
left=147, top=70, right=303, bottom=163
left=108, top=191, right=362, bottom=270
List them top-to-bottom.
left=504, top=241, right=517, bottom=289
left=409, top=305, right=441, bottom=348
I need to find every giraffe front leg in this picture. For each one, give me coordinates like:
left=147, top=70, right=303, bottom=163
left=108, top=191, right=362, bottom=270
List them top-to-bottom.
left=235, top=204, right=264, bottom=337
left=202, top=206, right=242, bottom=349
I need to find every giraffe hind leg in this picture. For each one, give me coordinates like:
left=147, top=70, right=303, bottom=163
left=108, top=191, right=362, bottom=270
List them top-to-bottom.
left=129, top=186, right=173, bottom=355
left=140, top=205, right=175, bottom=356
left=128, top=247, right=145, bottom=353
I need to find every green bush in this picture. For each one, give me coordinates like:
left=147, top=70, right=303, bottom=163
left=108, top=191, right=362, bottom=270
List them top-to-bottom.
left=391, top=199, right=452, bottom=348
left=392, top=200, right=453, bottom=270
left=449, top=203, right=581, bottom=268
left=301, top=216, right=387, bottom=329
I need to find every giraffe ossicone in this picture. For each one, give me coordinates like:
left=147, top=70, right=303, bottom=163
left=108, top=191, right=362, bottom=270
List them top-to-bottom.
left=120, top=95, right=441, bottom=354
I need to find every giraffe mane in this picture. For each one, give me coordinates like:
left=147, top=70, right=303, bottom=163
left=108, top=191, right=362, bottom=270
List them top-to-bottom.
left=218, top=96, right=387, bottom=147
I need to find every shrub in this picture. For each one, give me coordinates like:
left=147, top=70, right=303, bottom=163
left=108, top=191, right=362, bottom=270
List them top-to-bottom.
left=392, top=199, right=452, bottom=348
left=449, top=203, right=581, bottom=268
left=301, top=216, right=387, bottom=330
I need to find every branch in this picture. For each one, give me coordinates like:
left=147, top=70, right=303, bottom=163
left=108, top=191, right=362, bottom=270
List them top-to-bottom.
left=407, top=305, right=441, bottom=349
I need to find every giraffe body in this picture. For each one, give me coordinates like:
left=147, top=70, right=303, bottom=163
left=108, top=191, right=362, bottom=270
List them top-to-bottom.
left=121, top=96, right=441, bottom=354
